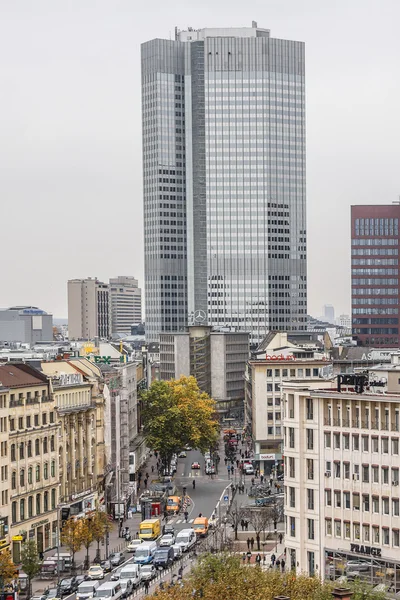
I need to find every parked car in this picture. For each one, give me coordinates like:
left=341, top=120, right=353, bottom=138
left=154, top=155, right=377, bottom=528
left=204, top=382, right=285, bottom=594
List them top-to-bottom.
left=191, top=462, right=201, bottom=470
left=244, top=465, right=254, bottom=475
left=163, top=524, right=175, bottom=536
left=159, top=534, right=175, bottom=547
left=126, top=539, right=143, bottom=553
left=109, top=553, right=124, bottom=567
left=100, top=560, right=112, bottom=573
left=87, top=565, right=104, bottom=580
left=140, top=565, right=157, bottom=581
left=59, top=577, right=79, bottom=595
left=44, top=589, right=61, bottom=600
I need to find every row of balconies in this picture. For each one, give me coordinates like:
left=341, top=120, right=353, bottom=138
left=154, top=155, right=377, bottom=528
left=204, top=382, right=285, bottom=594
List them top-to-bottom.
left=10, top=396, right=52, bottom=408
left=324, top=418, right=399, bottom=431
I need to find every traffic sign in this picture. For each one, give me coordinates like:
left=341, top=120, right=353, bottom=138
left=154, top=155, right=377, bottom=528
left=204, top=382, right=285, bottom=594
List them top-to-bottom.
left=224, top=494, right=229, bottom=502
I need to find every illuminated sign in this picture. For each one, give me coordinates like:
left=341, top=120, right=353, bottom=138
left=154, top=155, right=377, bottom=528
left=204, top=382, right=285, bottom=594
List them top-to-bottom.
left=21, top=309, right=45, bottom=315
left=265, top=354, right=295, bottom=361
left=259, top=454, right=276, bottom=460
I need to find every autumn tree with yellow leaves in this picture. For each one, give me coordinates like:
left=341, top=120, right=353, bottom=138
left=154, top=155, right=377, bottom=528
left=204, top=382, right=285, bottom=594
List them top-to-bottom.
left=142, top=376, right=219, bottom=468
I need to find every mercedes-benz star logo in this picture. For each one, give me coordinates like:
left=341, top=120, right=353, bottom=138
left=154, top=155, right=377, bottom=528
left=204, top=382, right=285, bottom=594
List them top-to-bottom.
left=194, top=310, right=206, bottom=323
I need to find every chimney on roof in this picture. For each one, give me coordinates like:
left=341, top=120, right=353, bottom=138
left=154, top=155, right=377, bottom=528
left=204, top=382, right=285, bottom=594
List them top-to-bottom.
left=252, top=20, right=258, bottom=28
left=332, top=589, right=353, bottom=600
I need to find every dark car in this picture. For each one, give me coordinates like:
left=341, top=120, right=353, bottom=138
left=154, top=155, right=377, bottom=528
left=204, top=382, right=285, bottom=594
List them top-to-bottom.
left=163, top=524, right=175, bottom=536
left=153, top=547, right=174, bottom=570
left=109, top=553, right=124, bottom=567
left=100, top=560, right=112, bottom=573
left=74, top=576, right=88, bottom=587
left=59, top=578, right=78, bottom=596
left=44, top=588, right=61, bottom=600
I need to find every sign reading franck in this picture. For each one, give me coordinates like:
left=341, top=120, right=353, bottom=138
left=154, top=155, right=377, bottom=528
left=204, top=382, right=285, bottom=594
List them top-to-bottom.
left=350, top=543, right=381, bottom=557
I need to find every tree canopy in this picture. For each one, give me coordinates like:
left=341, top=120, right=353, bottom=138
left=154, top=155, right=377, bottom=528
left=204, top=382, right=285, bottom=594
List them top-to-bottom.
left=141, top=376, right=219, bottom=464
left=20, top=541, right=41, bottom=597
left=0, top=552, right=16, bottom=589
left=147, top=553, right=386, bottom=600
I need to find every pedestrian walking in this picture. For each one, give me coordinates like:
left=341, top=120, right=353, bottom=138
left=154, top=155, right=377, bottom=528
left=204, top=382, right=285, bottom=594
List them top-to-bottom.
left=224, top=457, right=228, bottom=465
left=236, top=459, right=240, bottom=468
left=151, top=465, right=154, bottom=473
left=231, top=466, right=234, bottom=475
left=255, top=469, right=259, bottom=477
left=260, top=475, right=264, bottom=484
left=270, top=475, right=273, bottom=487
left=251, top=477, right=255, bottom=486
left=144, top=478, right=148, bottom=489
left=184, top=510, right=189, bottom=523
left=241, top=519, right=245, bottom=531
left=245, top=521, right=249, bottom=531
left=279, top=533, right=283, bottom=544
left=247, top=537, right=251, bottom=550
left=250, top=537, right=254, bottom=550
left=246, top=550, right=252, bottom=564
left=242, top=553, right=246, bottom=564
left=255, top=553, right=262, bottom=567
left=271, top=553, right=276, bottom=566
left=276, top=559, right=281, bottom=570
left=281, top=559, right=285, bottom=571
left=178, top=565, right=183, bottom=579
left=144, top=580, right=150, bottom=595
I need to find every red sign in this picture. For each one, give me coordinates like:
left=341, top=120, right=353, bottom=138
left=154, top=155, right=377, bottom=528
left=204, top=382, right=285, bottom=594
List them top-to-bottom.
left=265, top=354, right=295, bottom=361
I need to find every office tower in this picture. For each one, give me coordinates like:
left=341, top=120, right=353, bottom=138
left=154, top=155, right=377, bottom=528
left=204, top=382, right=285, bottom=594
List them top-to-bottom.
left=142, top=23, right=307, bottom=343
left=351, top=205, right=400, bottom=347
left=109, top=276, right=142, bottom=337
left=67, top=278, right=110, bottom=340
left=323, top=304, right=335, bottom=324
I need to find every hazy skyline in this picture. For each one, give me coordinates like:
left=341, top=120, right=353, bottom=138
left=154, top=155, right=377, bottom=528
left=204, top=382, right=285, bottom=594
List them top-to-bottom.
left=2, top=0, right=400, bottom=318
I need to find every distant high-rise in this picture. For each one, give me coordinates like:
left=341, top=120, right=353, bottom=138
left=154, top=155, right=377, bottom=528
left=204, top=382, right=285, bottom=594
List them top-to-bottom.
left=142, top=24, right=307, bottom=343
left=351, top=205, right=400, bottom=347
left=109, top=276, right=142, bottom=337
left=67, top=278, right=110, bottom=340
left=323, top=304, right=335, bottom=324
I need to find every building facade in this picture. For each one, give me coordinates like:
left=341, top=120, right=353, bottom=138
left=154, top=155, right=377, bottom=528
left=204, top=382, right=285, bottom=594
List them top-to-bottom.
left=142, top=24, right=307, bottom=343
left=351, top=204, right=400, bottom=347
left=109, top=276, right=142, bottom=337
left=68, top=278, right=110, bottom=340
left=0, top=306, right=53, bottom=345
left=160, top=326, right=249, bottom=412
left=0, top=364, right=60, bottom=563
left=282, top=373, right=400, bottom=589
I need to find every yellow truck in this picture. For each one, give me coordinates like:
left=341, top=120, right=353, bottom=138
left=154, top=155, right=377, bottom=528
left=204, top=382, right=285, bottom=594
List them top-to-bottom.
left=166, top=496, right=181, bottom=515
left=193, top=516, right=209, bottom=537
left=139, top=518, right=161, bottom=540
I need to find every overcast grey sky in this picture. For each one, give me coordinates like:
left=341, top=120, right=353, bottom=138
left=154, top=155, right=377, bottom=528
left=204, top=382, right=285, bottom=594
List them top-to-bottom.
left=1, top=0, right=400, bottom=319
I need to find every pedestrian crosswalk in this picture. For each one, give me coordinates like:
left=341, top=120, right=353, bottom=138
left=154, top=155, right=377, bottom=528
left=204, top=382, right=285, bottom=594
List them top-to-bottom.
left=175, top=518, right=194, bottom=524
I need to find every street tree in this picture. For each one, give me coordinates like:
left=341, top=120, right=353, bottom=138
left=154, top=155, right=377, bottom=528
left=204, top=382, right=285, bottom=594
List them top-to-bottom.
left=142, top=376, right=219, bottom=469
left=226, top=500, right=249, bottom=540
left=246, top=506, right=276, bottom=550
left=91, top=510, right=111, bottom=562
left=61, top=518, right=83, bottom=570
left=80, top=518, right=94, bottom=569
left=20, top=541, right=41, bottom=598
left=0, top=552, right=16, bottom=596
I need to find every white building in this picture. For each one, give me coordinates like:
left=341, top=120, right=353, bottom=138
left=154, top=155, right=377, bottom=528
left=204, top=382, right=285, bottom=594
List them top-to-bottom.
left=109, top=276, right=142, bottom=337
left=68, top=278, right=110, bottom=340
left=282, top=369, right=400, bottom=588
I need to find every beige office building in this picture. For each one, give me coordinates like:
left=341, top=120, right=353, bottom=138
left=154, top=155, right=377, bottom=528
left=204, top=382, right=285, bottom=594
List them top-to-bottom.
left=109, top=276, right=142, bottom=336
left=68, top=278, right=110, bottom=340
left=282, top=364, right=400, bottom=589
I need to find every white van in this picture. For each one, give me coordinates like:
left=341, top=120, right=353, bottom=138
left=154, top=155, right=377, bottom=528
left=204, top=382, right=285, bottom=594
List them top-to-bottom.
left=176, top=528, right=197, bottom=552
left=134, top=541, right=158, bottom=564
left=119, top=564, right=141, bottom=588
left=76, top=581, right=100, bottom=600
left=96, top=582, right=123, bottom=600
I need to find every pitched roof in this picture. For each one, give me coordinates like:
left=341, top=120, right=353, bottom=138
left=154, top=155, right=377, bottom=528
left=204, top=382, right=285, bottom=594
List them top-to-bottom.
left=0, top=363, right=48, bottom=388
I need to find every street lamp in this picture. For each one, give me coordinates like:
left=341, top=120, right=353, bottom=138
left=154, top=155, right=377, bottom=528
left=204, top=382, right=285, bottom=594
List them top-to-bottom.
left=275, top=528, right=278, bottom=552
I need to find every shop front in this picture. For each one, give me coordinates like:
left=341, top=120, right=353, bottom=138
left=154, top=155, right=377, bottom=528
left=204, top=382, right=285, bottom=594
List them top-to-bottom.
left=255, top=452, right=283, bottom=477
left=61, top=491, right=98, bottom=526
left=11, top=514, right=57, bottom=563
left=0, top=517, right=10, bottom=554
left=325, top=546, right=400, bottom=594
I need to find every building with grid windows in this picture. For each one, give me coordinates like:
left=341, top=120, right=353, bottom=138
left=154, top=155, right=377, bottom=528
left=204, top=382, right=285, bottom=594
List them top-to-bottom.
left=142, top=23, right=307, bottom=343
left=351, top=205, right=400, bottom=347
left=282, top=365, right=400, bottom=587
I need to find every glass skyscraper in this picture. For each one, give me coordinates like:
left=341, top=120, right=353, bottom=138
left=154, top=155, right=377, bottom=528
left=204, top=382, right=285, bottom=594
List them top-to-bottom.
left=142, top=24, right=307, bottom=343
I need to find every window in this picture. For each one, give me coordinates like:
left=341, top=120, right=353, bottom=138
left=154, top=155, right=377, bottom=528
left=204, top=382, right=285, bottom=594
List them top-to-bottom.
left=306, top=398, right=313, bottom=420
left=50, top=411, right=54, bottom=423
left=42, top=413, right=47, bottom=425
left=34, top=414, right=39, bottom=426
left=18, top=417, right=23, bottom=430
left=9, top=419, right=15, bottom=431
left=289, top=428, right=295, bottom=448
left=307, top=429, right=314, bottom=450
left=325, top=432, right=331, bottom=448
left=334, top=433, right=340, bottom=449
left=343, top=434, right=350, bottom=450
left=50, top=435, right=55, bottom=452
left=353, top=435, right=359, bottom=451
left=362, top=436, right=369, bottom=451
left=43, top=437, right=48, bottom=453
left=372, top=437, right=379, bottom=452
left=382, top=438, right=389, bottom=453
left=392, top=438, right=399, bottom=455
left=35, top=439, right=40, bottom=455
left=27, top=440, right=32, bottom=458
left=11, top=444, right=15, bottom=462
left=289, top=457, right=295, bottom=478
left=307, top=459, right=314, bottom=480
left=51, top=460, right=55, bottom=478
left=334, top=462, right=341, bottom=478
left=43, top=463, right=48, bottom=480
left=344, top=463, right=350, bottom=479
left=35, top=465, right=40, bottom=482
left=362, top=465, right=369, bottom=483
left=372, top=466, right=379, bottom=483
left=28, top=467, right=32, bottom=485
left=383, top=467, right=389, bottom=484
left=392, top=468, right=399, bottom=485
left=20, top=469, right=25, bottom=487
left=11, top=471, right=16, bottom=490
left=289, top=487, right=295, bottom=508
left=51, top=488, right=56, bottom=510
left=307, top=488, right=314, bottom=510
left=325, top=489, right=332, bottom=506
left=44, top=491, right=48, bottom=512
left=334, top=491, right=341, bottom=507
left=344, top=491, right=350, bottom=509
left=353, top=493, right=360, bottom=511
left=36, top=494, right=41, bottom=515
left=363, top=494, right=370, bottom=512
left=28, top=496, right=33, bottom=518
left=372, top=496, right=379, bottom=513
left=383, top=497, right=390, bottom=515
left=20, top=499, right=25, bottom=521
left=393, top=499, right=399, bottom=517
left=11, top=501, right=17, bottom=523
left=289, top=516, right=296, bottom=537
left=307, top=519, right=315, bottom=540
left=326, top=519, right=332, bottom=535
left=335, top=520, right=341, bottom=538
left=344, top=522, right=351, bottom=539
left=353, top=523, right=360, bottom=540
left=363, top=525, right=370, bottom=542
left=373, top=526, right=380, bottom=543
left=383, top=528, right=390, bottom=545
left=393, top=530, right=400, bottom=547
left=308, top=551, right=315, bottom=577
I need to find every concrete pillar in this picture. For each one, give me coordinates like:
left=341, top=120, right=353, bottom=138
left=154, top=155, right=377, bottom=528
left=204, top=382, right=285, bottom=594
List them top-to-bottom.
left=332, top=589, right=353, bottom=600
